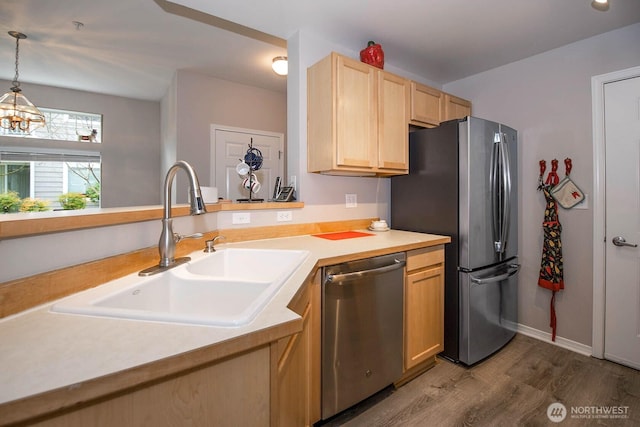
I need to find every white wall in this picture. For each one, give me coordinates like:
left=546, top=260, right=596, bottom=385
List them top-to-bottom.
left=444, top=23, right=640, bottom=346
left=286, top=31, right=403, bottom=223
left=169, top=70, right=287, bottom=203
left=1, top=73, right=289, bottom=283
left=0, top=80, right=162, bottom=208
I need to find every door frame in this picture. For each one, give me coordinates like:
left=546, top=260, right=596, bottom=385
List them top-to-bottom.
left=591, top=65, right=640, bottom=359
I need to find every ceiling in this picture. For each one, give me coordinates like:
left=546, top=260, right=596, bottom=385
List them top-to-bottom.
left=1, top=0, right=639, bottom=102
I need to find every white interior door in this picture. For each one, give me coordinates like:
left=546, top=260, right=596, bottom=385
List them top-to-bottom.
left=604, top=75, right=640, bottom=369
left=211, top=126, right=284, bottom=201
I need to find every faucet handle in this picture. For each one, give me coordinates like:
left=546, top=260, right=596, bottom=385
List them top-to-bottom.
left=174, top=232, right=204, bottom=243
left=204, top=235, right=225, bottom=252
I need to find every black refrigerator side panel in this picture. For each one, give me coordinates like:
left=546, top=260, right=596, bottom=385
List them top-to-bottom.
left=391, top=119, right=460, bottom=361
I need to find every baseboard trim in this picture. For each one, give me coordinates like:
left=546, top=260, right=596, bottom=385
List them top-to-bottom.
left=517, top=323, right=593, bottom=357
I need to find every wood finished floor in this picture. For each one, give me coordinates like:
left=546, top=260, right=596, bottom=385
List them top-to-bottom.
left=318, top=334, right=640, bottom=426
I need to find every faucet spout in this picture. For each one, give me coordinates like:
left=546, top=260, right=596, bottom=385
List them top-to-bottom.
left=140, top=160, right=207, bottom=276
left=163, top=160, right=207, bottom=219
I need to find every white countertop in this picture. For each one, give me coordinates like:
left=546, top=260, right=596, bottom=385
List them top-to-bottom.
left=0, top=229, right=448, bottom=418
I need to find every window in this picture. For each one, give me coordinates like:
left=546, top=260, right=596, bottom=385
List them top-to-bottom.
left=0, top=107, right=102, bottom=212
left=0, top=108, right=102, bottom=143
left=0, top=150, right=101, bottom=212
left=0, top=162, right=30, bottom=197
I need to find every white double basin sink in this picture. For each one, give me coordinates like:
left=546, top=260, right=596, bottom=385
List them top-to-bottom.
left=51, top=248, right=310, bottom=327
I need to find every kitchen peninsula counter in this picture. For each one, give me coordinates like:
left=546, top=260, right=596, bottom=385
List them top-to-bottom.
left=0, top=229, right=449, bottom=426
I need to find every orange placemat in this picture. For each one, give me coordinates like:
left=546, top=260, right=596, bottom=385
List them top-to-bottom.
left=312, top=231, right=374, bottom=240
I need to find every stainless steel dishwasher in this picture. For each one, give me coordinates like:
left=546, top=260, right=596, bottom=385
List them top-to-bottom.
left=321, top=252, right=406, bottom=420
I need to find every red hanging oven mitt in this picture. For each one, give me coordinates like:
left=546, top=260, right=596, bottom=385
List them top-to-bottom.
left=360, top=41, right=384, bottom=69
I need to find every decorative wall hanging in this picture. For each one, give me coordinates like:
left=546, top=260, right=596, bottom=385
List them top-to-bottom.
left=550, top=158, right=585, bottom=209
left=537, top=159, right=565, bottom=341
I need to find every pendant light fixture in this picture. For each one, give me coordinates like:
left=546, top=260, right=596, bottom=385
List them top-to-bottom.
left=0, top=31, right=45, bottom=133
left=272, top=56, right=288, bottom=76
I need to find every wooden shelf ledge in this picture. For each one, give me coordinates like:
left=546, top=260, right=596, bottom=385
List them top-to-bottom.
left=0, top=201, right=304, bottom=240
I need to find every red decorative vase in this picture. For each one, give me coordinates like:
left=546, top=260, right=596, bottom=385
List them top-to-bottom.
left=360, top=41, right=384, bottom=69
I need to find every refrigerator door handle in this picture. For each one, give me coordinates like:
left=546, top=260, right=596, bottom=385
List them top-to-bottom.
left=491, top=132, right=511, bottom=255
left=499, top=132, right=512, bottom=255
left=490, top=134, right=501, bottom=252
left=469, top=264, right=520, bottom=285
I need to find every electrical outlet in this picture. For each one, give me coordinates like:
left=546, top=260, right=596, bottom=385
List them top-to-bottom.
left=345, top=193, right=357, bottom=208
left=277, top=211, right=293, bottom=222
left=232, top=212, right=251, bottom=224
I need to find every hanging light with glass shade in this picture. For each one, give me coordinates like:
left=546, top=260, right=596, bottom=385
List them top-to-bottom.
left=0, top=31, right=46, bottom=133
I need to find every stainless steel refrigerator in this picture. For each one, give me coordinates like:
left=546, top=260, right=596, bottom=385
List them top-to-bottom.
left=391, top=116, right=519, bottom=365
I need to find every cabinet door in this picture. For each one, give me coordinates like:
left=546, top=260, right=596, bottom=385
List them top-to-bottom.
left=335, top=55, right=377, bottom=169
left=378, top=71, right=409, bottom=171
left=410, top=81, right=443, bottom=126
left=443, top=93, right=471, bottom=120
left=405, top=265, right=444, bottom=370
left=275, top=271, right=321, bottom=426
left=277, top=302, right=311, bottom=426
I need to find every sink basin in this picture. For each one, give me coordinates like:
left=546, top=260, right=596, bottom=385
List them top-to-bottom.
left=51, top=248, right=310, bottom=326
left=185, top=248, right=309, bottom=282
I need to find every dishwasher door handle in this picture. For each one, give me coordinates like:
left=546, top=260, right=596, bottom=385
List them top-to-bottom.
left=324, top=259, right=406, bottom=285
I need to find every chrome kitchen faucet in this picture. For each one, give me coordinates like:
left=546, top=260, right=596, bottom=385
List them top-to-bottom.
left=139, top=160, right=207, bottom=276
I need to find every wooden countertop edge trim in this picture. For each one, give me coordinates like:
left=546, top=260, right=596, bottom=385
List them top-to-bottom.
left=0, top=201, right=304, bottom=239
left=0, top=319, right=302, bottom=427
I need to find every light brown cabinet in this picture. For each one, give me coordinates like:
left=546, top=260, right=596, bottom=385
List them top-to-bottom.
left=307, top=52, right=409, bottom=176
left=409, top=81, right=444, bottom=127
left=410, top=82, right=472, bottom=128
left=443, top=93, right=472, bottom=121
left=404, top=246, right=445, bottom=372
left=274, top=270, right=321, bottom=426
left=32, top=347, right=272, bottom=427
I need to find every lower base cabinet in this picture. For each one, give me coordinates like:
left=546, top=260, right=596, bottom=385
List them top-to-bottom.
left=404, top=246, right=445, bottom=371
left=274, top=270, right=321, bottom=426
left=32, top=347, right=272, bottom=427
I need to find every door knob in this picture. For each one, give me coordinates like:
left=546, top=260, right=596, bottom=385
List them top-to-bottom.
left=612, top=236, right=638, bottom=247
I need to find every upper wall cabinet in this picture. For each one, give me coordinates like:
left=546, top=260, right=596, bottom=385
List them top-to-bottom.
left=307, top=52, right=409, bottom=177
left=409, top=82, right=443, bottom=127
left=410, top=82, right=472, bottom=128
left=443, top=93, right=472, bottom=121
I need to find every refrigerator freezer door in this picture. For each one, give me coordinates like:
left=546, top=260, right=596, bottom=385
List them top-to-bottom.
left=459, top=117, right=518, bottom=270
left=459, top=260, right=519, bottom=365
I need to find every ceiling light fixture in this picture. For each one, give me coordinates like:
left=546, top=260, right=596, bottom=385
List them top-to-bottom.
left=591, top=0, right=610, bottom=11
left=0, top=31, right=46, bottom=133
left=272, top=56, right=288, bottom=76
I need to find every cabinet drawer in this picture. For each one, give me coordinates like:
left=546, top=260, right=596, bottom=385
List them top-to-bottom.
left=406, top=246, right=444, bottom=272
